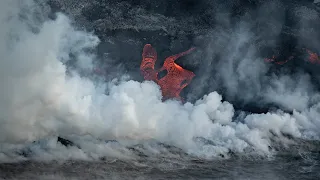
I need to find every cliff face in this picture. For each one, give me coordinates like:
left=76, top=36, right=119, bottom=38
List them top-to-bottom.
left=47, top=0, right=320, bottom=112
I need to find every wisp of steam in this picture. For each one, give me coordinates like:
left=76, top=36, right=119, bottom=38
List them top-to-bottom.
left=0, top=0, right=320, bottom=162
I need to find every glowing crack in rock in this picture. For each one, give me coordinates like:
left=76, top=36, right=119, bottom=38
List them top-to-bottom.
left=140, top=44, right=196, bottom=102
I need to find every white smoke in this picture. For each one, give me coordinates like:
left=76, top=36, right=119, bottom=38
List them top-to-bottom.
left=0, top=0, right=319, bottom=162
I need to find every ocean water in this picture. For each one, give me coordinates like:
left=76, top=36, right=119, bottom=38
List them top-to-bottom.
left=1, top=149, right=319, bottom=179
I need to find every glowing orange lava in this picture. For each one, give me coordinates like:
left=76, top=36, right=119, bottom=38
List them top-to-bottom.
left=140, top=44, right=196, bottom=102
left=140, top=44, right=158, bottom=81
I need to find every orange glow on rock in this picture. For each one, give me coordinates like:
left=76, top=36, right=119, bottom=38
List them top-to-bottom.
left=140, top=44, right=196, bottom=102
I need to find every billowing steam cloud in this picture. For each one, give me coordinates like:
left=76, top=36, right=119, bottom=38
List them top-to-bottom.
left=0, top=0, right=319, bottom=162
left=0, top=0, right=101, bottom=143
left=189, top=1, right=320, bottom=112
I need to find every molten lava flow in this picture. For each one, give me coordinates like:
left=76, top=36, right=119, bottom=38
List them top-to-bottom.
left=140, top=44, right=196, bottom=102
left=140, top=44, right=158, bottom=82
left=156, top=48, right=196, bottom=101
left=264, top=48, right=320, bottom=66
left=305, top=49, right=320, bottom=64
left=264, top=55, right=293, bottom=65
left=264, top=55, right=276, bottom=63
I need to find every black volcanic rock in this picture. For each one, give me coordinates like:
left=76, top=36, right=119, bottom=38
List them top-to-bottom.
left=57, top=137, right=75, bottom=147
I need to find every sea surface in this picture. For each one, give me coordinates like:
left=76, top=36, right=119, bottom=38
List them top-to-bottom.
left=1, top=152, right=319, bottom=180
